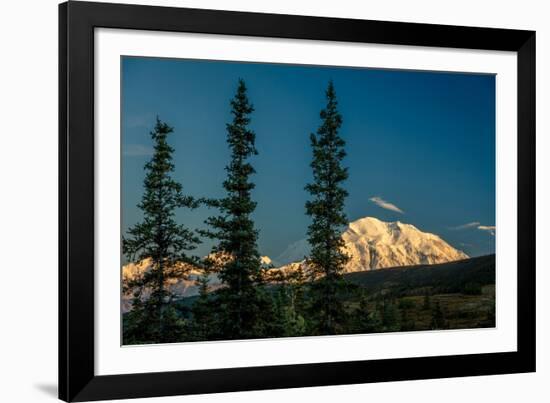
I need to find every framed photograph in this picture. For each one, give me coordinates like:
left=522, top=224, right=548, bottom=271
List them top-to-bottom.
left=59, top=1, right=535, bottom=401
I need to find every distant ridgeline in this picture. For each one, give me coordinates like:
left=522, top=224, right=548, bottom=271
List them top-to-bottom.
left=345, top=254, right=495, bottom=295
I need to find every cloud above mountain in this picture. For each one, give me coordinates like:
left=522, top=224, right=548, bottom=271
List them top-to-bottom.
left=369, top=196, right=404, bottom=214
left=450, top=221, right=481, bottom=230
left=451, top=221, right=495, bottom=236
left=477, top=225, right=496, bottom=235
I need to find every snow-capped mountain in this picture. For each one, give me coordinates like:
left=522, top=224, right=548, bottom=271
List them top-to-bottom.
left=275, top=216, right=468, bottom=272
left=341, top=216, right=468, bottom=270
left=122, top=217, right=468, bottom=310
left=122, top=255, right=274, bottom=312
left=121, top=258, right=217, bottom=312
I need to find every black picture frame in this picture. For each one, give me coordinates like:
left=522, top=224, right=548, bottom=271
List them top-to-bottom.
left=59, top=1, right=536, bottom=401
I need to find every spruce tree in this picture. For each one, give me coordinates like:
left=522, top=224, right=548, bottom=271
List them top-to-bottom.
left=203, top=79, right=268, bottom=339
left=305, top=81, right=350, bottom=335
left=123, top=117, right=200, bottom=344
left=190, top=271, right=215, bottom=340
left=270, top=274, right=307, bottom=337
left=352, top=292, right=381, bottom=333
left=381, top=299, right=400, bottom=332
left=398, top=299, right=416, bottom=332
left=430, top=300, right=447, bottom=330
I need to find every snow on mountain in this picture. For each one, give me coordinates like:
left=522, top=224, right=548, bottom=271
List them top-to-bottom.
left=275, top=216, right=468, bottom=273
left=342, top=216, right=468, bottom=270
left=122, top=217, right=468, bottom=310
left=122, top=255, right=274, bottom=312
left=260, top=255, right=275, bottom=267
left=121, top=258, right=217, bottom=313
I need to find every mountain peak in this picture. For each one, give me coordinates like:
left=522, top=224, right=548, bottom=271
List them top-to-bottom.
left=276, top=216, right=468, bottom=271
left=342, top=216, right=467, bottom=271
left=347, top=216, right=416, bottom=242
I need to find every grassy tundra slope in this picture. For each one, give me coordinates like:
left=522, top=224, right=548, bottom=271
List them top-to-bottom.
left=343, top=254, right=496, bottom=332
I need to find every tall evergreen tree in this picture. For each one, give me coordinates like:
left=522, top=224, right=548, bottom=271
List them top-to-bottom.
left=202, top=79, right=268, bottom=339
left=305, top=81, right=350, bottom=334
left=123, top=117, right=200, bottom=344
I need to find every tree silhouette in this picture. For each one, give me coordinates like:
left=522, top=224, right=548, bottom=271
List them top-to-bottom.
left=202, top=79, right=270, bottom=339
left=305, top=81, right=350, bottom=334
left=123, top=117, right=200, bottom=344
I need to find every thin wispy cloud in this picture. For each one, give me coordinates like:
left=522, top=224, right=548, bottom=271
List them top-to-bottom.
left=123, top=144, right=154, bottom=157
left=369, top=196, right=404, bottom=214
left=450, top=221, right=480, bottom=230
left=450, top=221, right=495, bottom=236
left=477, top=225, right=496, bottom=236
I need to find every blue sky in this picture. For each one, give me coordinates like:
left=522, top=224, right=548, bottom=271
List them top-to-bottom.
left=122, top=56, right=496, bottom=260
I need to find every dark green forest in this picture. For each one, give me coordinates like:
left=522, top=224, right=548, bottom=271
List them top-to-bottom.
left=122, top=80, right=495, bottom=345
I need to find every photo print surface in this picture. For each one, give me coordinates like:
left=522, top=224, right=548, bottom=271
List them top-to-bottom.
left=121, top=57, right=496, bottom=345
